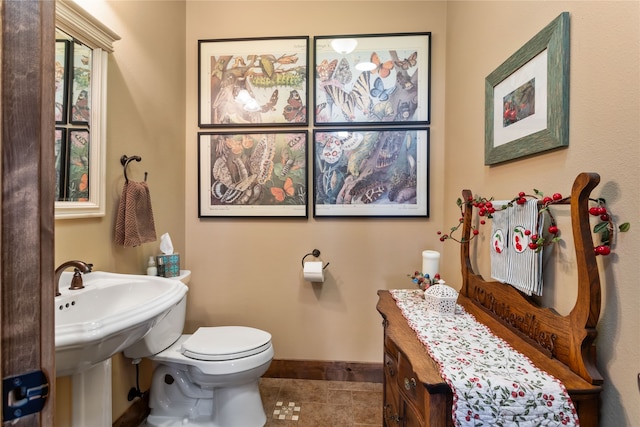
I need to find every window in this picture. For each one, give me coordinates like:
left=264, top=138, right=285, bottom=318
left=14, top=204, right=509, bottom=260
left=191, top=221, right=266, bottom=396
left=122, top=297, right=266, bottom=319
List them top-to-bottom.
left=55, top=0, right=119, bottom=219
left=55, top=31, right=92, bottom=202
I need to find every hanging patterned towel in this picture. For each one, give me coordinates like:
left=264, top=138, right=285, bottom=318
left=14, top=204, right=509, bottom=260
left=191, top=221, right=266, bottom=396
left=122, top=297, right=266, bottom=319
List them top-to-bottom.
left=115, top=180, right=157, bottom=247
left=506, top=199, right=543, bottom=295
left=489, top=201, right=510, bottom=283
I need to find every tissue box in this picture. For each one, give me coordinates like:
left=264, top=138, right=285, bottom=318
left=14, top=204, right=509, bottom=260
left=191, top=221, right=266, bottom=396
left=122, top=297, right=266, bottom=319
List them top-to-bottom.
left=156, top=254, right=180, bottom=278
left=424, top=284, right=459, bottom=316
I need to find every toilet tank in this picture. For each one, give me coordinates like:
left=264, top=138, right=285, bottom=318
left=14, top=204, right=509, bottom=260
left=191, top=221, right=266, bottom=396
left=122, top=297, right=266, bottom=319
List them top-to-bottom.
left=123, top=274, right=190, bottom=360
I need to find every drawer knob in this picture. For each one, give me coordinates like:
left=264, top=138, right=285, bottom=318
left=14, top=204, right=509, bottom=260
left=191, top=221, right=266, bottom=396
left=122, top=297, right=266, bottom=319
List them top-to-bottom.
left=385, top=360, right=395, bottom=377
left=404, top=377, right=417, bottom=390
left=384, top=403, right=402, bottom=424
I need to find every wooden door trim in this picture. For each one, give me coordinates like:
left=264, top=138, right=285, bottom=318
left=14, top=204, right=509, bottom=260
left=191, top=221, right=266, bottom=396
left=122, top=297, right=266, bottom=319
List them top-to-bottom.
left=1, top=0, right=56, bottom=425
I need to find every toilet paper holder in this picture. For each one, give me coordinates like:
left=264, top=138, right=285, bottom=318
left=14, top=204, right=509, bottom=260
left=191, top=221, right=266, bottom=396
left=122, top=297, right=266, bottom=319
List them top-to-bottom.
left=301, top=249, right=330, bottom=270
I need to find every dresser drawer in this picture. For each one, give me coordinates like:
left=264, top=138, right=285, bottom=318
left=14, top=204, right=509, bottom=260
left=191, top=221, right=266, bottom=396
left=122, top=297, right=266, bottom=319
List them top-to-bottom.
left=384, top=331, right=400, bottom=357
left=384, top=351, right=398, bottom=380
left=384, top=351, right=400, bottom=426
left=397, top=351, right=426, bottom=419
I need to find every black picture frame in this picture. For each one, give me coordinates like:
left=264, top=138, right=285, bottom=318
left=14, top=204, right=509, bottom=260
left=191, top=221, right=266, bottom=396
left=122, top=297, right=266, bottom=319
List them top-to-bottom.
left=313, top=32, right=431, bottom=126
left=198, top=36, right=310, bottom=128
left=55, top=40, right=70, bottom=125
left=69, top=41, right=92, bottom=125
left=54, top=127, right=66, bottom=201
left=313, top=127, right=429, bottom=217
left=65, top=129, right=90, bottom=202
left=198, top=131, right=309, bottom=217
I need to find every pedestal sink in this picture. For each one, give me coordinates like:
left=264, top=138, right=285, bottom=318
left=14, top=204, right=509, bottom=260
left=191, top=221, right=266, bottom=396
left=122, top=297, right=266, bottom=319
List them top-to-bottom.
left=55, top=270, right=188, bottom=376
left=55, top=271, right=189, bottom=426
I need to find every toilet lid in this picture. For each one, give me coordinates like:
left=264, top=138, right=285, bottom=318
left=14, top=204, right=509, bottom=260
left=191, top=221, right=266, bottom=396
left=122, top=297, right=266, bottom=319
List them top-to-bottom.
left=180, top=326, right=272, bottom=361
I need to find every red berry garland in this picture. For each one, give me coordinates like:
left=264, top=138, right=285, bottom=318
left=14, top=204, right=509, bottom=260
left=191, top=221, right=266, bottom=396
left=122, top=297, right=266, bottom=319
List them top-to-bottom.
left=438, top=190, right=630, bottom=256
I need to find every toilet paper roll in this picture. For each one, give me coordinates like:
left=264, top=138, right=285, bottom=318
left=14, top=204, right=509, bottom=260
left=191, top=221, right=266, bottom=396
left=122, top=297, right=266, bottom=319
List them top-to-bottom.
left=422, top=250, right=440, bottom=279
left=303, top=261, right=324, bottom=283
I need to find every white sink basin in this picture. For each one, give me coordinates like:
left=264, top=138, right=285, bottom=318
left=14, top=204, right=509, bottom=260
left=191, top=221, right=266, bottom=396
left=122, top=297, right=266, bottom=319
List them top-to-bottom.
left=55, top=271, right=188, bottom=376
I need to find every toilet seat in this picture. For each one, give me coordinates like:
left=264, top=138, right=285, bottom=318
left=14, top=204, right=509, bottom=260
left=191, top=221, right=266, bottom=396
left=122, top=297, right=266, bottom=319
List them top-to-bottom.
left=180, top=326, right=272, bottom=361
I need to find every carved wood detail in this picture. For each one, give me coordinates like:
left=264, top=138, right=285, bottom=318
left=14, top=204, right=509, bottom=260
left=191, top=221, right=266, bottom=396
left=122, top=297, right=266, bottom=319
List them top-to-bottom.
left=459, top=172, right=603, bottom=386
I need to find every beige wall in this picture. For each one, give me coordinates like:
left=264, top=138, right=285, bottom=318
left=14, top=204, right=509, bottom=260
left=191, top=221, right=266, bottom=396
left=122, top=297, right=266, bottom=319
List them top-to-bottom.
left=54, top=0, right=186, bottom=424
left=183, top=0, right=449, bottom=363
left=52, top=1, right=639, bottom=426
left=442, top=2, right=639, bottom=425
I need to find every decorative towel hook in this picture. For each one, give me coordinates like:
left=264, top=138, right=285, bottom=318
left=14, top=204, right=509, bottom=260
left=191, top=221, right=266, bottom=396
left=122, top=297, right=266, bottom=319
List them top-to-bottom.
left=120, top=154, right=147, bottom=183
left=301, top=249, right=330, bottom=270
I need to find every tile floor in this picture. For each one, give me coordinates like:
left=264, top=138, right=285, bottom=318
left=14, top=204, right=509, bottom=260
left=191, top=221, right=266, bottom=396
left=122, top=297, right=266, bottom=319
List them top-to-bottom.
left=139, top=378, right=383, bottom=426
left=260, top=378, right=383, bottom=427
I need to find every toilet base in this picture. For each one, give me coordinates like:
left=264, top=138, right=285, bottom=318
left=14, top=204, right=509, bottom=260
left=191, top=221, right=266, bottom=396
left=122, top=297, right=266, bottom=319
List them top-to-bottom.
left=146, top=364, right=267, bottom=427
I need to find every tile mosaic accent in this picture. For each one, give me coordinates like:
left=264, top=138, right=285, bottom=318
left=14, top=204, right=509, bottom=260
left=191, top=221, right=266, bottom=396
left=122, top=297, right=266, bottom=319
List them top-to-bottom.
left=260, top=378, right=383, bottom=427
left=272, top=401, right=301, bottom=421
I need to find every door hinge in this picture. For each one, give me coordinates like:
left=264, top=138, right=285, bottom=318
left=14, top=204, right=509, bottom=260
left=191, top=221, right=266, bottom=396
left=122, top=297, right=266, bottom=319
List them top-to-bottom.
left=3, top=370, right=49, bottom=421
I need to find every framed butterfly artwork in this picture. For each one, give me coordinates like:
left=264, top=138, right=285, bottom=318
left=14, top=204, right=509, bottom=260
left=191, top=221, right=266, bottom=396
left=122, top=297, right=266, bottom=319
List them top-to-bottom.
left=313, top=33, right=430, bottom=126
left=198, top=36, right=309, bottom=127
left=312, top=128, right=429, bottom=217
left=197, top=131, right=308, bottom=217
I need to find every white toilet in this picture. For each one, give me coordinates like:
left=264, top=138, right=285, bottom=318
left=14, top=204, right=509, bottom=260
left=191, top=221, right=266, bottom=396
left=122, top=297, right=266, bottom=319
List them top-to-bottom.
left=124, top=271, right=274, bottom=427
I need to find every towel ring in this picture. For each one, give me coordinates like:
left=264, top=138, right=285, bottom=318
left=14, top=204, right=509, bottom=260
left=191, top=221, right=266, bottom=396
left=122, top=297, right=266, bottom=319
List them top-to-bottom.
left=120, top=155, right=147, bottom=183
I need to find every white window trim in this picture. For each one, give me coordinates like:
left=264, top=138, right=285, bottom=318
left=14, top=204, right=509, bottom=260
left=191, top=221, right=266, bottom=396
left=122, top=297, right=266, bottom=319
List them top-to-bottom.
left=55, top=0, right=119, bottom=219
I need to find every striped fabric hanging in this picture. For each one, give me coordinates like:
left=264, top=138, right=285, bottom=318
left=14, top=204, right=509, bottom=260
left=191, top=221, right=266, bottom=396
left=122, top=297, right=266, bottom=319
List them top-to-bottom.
left=505, top=199, right=543, bottom=296
left=489, top=201, right=510, bottom=283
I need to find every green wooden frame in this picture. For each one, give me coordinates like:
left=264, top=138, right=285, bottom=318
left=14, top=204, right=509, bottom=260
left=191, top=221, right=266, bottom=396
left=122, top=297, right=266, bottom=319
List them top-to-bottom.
left=485, top=12, right=570, bottom=165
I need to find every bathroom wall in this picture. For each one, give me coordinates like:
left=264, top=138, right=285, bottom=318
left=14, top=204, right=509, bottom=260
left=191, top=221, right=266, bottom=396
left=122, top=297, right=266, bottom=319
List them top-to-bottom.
left=183, top=0, right=449, bottom=364
left=50, top=1, right=640, bottom=426
left=53, top=1, right=186, bottom=425
left=183, top=1, right=639, bottom=426
left=441, top=2, right=640, bottom=425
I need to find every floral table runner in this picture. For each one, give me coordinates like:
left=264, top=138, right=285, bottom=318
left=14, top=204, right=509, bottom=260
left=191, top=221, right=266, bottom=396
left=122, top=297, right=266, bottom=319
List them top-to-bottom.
left=390, top=289, right=579, bottom=426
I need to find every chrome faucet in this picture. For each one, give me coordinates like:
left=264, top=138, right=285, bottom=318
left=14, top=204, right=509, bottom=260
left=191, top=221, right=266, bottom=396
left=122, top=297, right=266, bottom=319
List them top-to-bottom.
left=55, top=260, right=93, bottom=296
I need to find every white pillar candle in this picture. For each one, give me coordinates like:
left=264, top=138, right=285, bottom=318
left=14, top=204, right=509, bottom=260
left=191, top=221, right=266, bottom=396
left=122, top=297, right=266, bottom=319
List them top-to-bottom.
left=422, top=250, right=440, bottom=279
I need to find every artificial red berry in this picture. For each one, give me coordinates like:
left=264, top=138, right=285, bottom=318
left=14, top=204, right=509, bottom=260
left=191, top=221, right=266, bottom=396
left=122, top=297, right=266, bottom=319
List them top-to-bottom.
left=518, top=191, right=526, bottom=197
left=552, top=193, right=562, bottom=201
left=543, top=196, right=553, bottom=204
left=516, top=197, right=526, bottom=205
left=485, top=201, right=493, bottom=208
left=589, top=207, right=601, bottom=216
left=600, top=214, right=609, bottom=221
left=480, top=220, right=486, bottom=225
left=548, top=225, right=559, bottom=234
left=473, top=229, right=479, bottom=235
left=524, top=229, right=531, bottom=235
left=437, top=231, right=442, bottom=235
left=530, top=234, right=538, bottom=241
left=528, top=242, right=538, bottom=250
left=595, top=245, right=611, bottom=256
